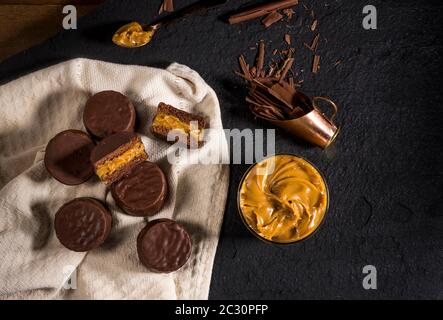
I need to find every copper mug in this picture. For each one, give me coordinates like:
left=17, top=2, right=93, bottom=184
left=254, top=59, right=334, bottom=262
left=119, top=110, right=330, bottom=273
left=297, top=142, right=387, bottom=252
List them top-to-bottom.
left=268, top=96, right=339, bottom=149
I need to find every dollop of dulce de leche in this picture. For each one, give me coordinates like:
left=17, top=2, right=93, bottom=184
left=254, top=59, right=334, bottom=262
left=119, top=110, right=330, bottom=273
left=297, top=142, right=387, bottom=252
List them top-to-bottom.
left=112, top=22, right=155, bottom=48
left=239, top=155, right=328, bottom=243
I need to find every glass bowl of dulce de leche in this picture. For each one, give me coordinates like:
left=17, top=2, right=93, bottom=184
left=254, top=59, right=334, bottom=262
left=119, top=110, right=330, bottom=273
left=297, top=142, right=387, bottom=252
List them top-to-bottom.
left=237, top=154, right=329, bottom=245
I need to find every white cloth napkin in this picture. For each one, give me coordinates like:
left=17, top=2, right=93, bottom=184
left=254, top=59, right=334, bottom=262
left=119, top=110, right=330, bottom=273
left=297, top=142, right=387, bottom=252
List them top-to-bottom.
left=0, top=58, right=229, bottom=300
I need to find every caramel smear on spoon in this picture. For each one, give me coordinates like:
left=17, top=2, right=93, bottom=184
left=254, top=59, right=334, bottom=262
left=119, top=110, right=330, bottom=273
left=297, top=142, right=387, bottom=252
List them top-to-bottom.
left=112, top=22, right=157, bottom=48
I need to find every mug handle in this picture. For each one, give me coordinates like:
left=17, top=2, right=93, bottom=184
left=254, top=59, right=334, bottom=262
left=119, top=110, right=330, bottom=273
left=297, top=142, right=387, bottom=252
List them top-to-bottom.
left=312, top=96, right=338, bottom=124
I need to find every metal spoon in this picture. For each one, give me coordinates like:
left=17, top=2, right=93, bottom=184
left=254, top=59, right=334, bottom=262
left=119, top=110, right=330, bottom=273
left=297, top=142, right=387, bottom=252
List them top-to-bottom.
left=113, top=0, right=228, bottom=48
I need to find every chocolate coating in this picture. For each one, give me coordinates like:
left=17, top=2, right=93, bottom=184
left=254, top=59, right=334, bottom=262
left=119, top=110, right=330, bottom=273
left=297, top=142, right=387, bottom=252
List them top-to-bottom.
left=83, top=91, right=136, bottom=139
left=44, top=130, right=95, bottom=185
left=90, top=131, right=138, bottom=164
left=111, top=162, right=168, bottom=216
left=54, top=198, right=112, bottom=252
left=137, top=219, right=192, bottom=273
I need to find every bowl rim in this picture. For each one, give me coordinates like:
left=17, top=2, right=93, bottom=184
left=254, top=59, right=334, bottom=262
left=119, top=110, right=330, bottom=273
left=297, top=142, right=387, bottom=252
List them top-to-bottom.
left=237, top=153, right=330, bottom=246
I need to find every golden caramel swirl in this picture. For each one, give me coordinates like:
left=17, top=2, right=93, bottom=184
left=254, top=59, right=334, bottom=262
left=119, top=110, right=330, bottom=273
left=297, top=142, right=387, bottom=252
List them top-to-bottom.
left=239, top=155, right=328, bottom=243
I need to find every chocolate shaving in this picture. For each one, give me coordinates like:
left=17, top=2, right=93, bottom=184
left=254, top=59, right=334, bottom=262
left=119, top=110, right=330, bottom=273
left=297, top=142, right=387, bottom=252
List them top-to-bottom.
left=159, top=0, right=174, bottom=14
left=229, top=0, right=299, bottom=25
left=283, top=8, right=295, bottom=20
left=262, top=11, right=284, bottom=28
left=311, top=19, right=318, bottom=31
left=284, top=34, right=291, bottom=45
left=310, top=34, right=320, bottom=52
left=256, top=41, right=265, bottom=75
left=238, top=55, right=251, bottom=80
left=312, top=55, right=320, bottom=74
left=279, top=58, right=295, bottom=83
left=333, top=59, right=342, bottom=67
left=250, top=66, right=257, bottom=77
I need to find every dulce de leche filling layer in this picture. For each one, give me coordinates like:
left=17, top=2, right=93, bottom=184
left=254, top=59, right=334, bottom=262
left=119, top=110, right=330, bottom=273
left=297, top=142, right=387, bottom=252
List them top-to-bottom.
left=153, top=112, right=204, bottom=140
left=96, top=141, right=146, bottom=181
left=239, top=155, right=328, bottom=243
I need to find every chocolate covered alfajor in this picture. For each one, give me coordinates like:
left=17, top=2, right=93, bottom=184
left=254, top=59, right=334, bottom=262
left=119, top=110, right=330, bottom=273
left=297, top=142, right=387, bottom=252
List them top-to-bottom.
left=83, top=91, right=136, bottom=140
left=44, top=130, right=95, bottom=185
left=91, top=132, right=148, bottom=185
left=111, top=162, right=168, bottom=216
left=54, top=198, right=112, bottom=252
left=137, top=219, right=192, bottom=273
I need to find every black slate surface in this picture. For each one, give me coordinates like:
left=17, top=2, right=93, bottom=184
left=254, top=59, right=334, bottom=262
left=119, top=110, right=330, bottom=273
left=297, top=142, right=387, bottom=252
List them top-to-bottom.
left=0, top=0, right=442, bottom=299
